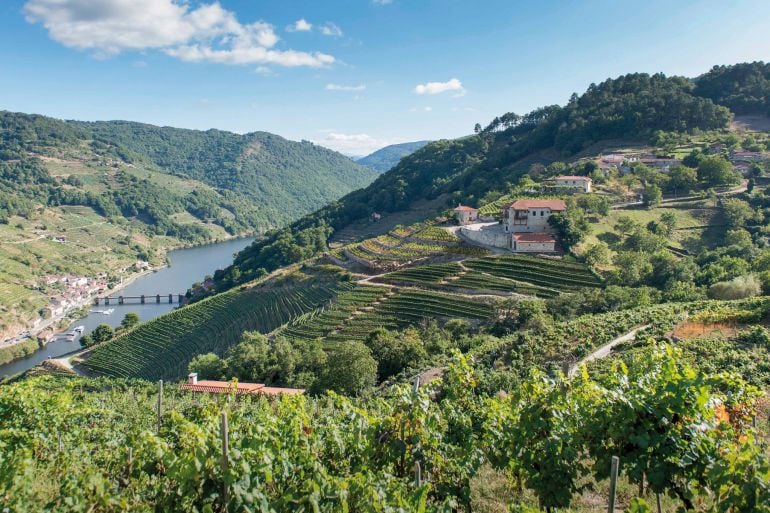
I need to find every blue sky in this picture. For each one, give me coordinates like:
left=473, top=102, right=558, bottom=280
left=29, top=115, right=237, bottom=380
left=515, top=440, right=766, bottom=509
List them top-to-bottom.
left=1, top=0, right=770, bottom=156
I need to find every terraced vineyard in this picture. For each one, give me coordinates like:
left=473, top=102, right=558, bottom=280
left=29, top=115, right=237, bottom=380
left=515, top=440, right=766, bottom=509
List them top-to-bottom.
left=347, top=223, right=486, bottom=265
left=464, top=254, right=603, bottom=290
left=376, top=262, right=463, bottom=285
left=448, top=270, right=560, bottom=297
left=83, top=280, right=350, bottom=380
left=280, top=284, right=497, bottom=346
left=278, top=285, right=390, bottom=342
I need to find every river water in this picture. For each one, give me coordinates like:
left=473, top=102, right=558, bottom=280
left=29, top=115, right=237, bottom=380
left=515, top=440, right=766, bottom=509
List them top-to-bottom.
left=0, top=237, right=255, bottom=377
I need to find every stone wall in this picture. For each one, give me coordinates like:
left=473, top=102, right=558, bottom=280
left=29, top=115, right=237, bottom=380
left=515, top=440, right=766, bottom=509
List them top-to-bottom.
left=459, top=223, right=510, bottom=250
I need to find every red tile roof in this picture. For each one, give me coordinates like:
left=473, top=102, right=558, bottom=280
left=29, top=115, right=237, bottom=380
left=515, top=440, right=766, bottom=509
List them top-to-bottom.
left=554, top=175, right=592, bottom=182
left=504, top=199, right=567, bottom=211
left=453, top=205, right=478, bottom=212
left=513, top=233, right=556, bottom=243
left=180, top=380, right=305, bottom=396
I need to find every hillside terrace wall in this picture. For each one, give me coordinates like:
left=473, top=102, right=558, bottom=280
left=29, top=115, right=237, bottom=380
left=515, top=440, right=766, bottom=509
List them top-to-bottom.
left=459, top=222, right=510, bottom=250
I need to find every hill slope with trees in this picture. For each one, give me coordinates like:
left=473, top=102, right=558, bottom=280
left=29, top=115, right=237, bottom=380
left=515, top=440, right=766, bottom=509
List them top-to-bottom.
left=213, top=70, right=735, bottom=288
left=356, top=140, right=432, bottom=172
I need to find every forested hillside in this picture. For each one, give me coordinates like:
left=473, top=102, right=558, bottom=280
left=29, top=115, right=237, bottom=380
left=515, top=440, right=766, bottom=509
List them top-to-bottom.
left=695, top=61, right=770, bottom=116
left=214, top=71, right=735, bottom=288
left=0, top=111, right=377, bottom=339
left=75, top=120, right=378, bottom=226
left=356, top=140, right=432, bottom=172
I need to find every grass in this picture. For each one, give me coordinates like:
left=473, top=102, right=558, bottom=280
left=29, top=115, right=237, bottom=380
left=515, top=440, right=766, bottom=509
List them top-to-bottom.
left=578, top=204, right=721, bottom=253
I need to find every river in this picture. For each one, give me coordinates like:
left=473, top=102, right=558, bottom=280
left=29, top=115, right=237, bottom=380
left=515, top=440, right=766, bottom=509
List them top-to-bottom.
left=0, top=237, right=255, bottom=378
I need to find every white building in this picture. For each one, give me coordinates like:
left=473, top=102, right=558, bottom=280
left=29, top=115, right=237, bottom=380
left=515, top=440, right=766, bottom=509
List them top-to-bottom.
left=551, top=175, right=592, bottom=193
left=501, top=199, right=567, bottom=233
left=453, top=204, right=479, bottom=225
left=512, top=233, right=557, bottom=253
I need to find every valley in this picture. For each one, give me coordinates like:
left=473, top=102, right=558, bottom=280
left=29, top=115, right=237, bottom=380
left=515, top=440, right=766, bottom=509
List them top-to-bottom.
left=4, top=60, right=770, bottom=512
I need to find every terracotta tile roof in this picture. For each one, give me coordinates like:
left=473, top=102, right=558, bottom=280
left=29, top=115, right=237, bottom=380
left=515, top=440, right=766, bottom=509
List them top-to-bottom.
left=554, top=175, right=592, bottom=182
left=504, top=199, right=567, bottom=211
left=453, top=204, right=478, bottom=212
left=513, top=233, right=556, bottom=243
left=180, top=380, right=305, bottom=395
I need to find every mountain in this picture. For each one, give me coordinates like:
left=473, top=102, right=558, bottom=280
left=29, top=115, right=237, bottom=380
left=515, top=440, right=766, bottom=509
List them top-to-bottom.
left=0, top=111, right=378, bottom=338
left=73, top=120, right=379, bottom=227
left=356, top=140, right=432, bottom=172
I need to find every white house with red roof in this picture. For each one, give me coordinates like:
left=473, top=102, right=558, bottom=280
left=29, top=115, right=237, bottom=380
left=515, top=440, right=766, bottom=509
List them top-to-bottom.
left=551, top=175, right=592, bottom=192
left=502, top=199, right=567, bottom=234
left=453, top=204, right=479, bottom=225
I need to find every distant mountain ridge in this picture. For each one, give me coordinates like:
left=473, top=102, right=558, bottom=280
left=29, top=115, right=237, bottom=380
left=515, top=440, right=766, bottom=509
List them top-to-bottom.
left=356, top=140, right=432, bottom=172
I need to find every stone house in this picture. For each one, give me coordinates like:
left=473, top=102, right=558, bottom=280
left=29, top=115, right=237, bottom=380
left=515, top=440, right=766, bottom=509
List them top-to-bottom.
left=501, top=199, right=567, bottom=234
left=453, top=204, right=479, bottom=225
left=512, top=233, right=557, bottom=253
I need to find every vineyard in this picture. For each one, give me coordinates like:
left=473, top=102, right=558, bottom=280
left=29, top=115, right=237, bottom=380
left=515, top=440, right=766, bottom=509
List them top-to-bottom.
left=346, top=222, right=486, bottom=266
left=373, top=254, right=597, bottom=297
left=464, top=254, right=603, bottom=291
left=83, top=278, right=351, bottom=380
left=278, top=285, right=498, bottom=347
left=1, top=346, right=767, bottom=512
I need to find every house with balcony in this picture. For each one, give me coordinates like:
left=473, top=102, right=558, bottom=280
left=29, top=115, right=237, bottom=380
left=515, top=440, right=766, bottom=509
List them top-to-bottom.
left=501, top=199, right=567, bottom=234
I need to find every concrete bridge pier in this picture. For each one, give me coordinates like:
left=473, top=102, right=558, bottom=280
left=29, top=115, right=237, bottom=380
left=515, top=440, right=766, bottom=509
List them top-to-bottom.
left=156, top=294, right=161, bottom=304
left=168, top=294, right=173, bottom=304
left=140, top=295, right=145, bottom=304
left=118, top=296, right=124, bottom=305
left=105, top=297, right=110, bottom=306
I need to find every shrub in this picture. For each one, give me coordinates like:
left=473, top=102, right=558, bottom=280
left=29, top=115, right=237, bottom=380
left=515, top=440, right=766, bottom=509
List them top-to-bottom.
left=707, top=274, right=762, bottom=300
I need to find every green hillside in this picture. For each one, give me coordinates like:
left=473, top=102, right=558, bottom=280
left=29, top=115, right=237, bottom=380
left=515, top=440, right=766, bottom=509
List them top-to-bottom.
left=215, top=71, right=734, bottom=288
left=0, top=111, right=377, bottom=338
left=356, top=140, right=432, bottom=172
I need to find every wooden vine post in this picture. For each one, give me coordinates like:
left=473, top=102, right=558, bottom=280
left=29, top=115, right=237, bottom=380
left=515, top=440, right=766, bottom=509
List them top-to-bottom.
left=156, top=380, right=163, bottom=433
left=221, top=412, right=230, bottom=511
left=608, top=455, right=619, bottom=513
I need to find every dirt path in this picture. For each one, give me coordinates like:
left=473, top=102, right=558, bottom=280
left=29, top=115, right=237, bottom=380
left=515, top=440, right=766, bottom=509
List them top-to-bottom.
left=567, top=324, right=650, bottom=378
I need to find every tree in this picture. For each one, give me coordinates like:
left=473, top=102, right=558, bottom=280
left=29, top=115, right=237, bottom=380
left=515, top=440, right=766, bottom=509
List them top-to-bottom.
left=473, top=123, right=482, bottom=134
left=697, top=156, right=740, bottom=187
left=667, top=166, right=698, bottom=194
left=643, top=183, right=662, bottom=207
left=722, top=198, right=755, bottom=229
left=548, top=207, right=590, bottom=250
left=659, top=212, right=677, bottom=236
left=614, top=215, right=639, bottom=236
left=583, top=242, right=611, bottom=268
left=707, top=274, right=762, bottom=300
left=120, top=312, right=140, bottom=331
left=91, top=324, right=114, bottom=345
left=364, top=327, right=427, bottom=380
left=224, top=331, right=271, bottom=381
left=320, top=341, right=377, bottom=395
left=188, top=353, right=227, bottom=380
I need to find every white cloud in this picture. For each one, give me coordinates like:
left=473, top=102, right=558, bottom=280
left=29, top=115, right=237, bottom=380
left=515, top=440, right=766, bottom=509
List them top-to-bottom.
left=24, top=0, right=334, bottom=68
left=372, top=0, right=393, bottom=4
left=286, top=18, right=312, bottom=32
left=319, top=22, right=343, bottom=37
left=414, top=78, right=465, bottom=95
left=326, top=83, right=366, bottom=92
left=410, top=106, right=433, bottom=112
left=316, top=132, right=403, bottom=156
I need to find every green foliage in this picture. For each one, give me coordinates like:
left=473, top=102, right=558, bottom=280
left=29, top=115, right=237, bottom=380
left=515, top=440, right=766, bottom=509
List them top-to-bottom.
left=695, top=61, right=770, bottom=116
left=697, top=156, right=741, bottom=187
left=549, top=206, right=590, bottom=250
left=119, top=312, right=140, bottom=331
left=319, top=341, right=377, bottom=395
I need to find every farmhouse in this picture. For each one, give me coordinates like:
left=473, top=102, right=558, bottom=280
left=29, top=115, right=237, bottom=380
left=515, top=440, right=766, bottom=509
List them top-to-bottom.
left=550, top=175, right=592, bottom=193
left=501, top=199, right=566, bottom=233
left=453, top=204, right=479, bottom=225
left=512, top=233, right=557, bottom=253
left=181, top=373, right=305, bottom=396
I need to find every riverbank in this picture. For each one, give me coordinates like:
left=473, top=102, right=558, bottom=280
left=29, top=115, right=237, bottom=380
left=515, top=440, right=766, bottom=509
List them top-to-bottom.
left=0, top=234, right=256, bottom=364
left=0, top=236, right=257, bottom=377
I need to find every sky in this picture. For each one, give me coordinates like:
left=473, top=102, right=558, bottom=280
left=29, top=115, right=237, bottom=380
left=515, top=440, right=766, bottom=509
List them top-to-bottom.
left=1, top=1, right=770, bottom=156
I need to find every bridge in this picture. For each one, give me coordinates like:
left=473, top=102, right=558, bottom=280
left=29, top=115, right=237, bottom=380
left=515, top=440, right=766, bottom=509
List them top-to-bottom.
left=94, top=294, right=185, bottom=306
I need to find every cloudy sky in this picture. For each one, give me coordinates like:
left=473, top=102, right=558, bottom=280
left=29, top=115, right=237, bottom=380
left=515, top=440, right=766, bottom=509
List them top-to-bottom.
left=2, top=0, right=770, bottom=156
